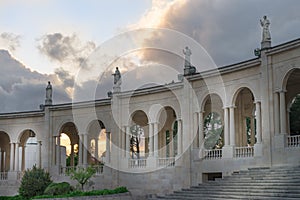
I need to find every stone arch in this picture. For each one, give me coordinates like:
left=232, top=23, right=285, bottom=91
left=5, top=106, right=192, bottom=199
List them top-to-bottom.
left=282, top=67, right=300, bottom=91
left=231, top=85, right=256, bottom=106
left=233, top=87, right=256, bottom=147
left=201, top=93, right=224, bottom=120
left=157, top=106, right=177, bottom=158
left=86, top=120, right=106, bottom=164
left=18, top=129, right=39, bottom=170
left=0, top=131, right=10, bottom=172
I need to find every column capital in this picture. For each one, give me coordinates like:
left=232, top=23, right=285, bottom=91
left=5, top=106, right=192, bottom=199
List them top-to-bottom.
left=279, top=89, right=287, bottom=93
left=254, top=100, right=261, bottom=104
left=229, top=105, right=236, bottom=109
left=222, top=106, right=230, bottom=109
left=198, top=110, right=205, bottom=114
left=176, top=118, right=182, bottom=122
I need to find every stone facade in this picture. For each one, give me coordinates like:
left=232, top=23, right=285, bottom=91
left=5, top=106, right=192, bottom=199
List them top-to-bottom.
left=0, top=37, right=300, bottom=198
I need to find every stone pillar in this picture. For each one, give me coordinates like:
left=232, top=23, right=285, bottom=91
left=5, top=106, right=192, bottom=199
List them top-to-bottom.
left=280, top=91, right=287, bottom=134
left=274, top=92, right=280, bottom=134
left=255, top=102, right=262, bottom=144
left=229, top=106, right=235, bottom=146
left=223, top=107, right=229, bottom=146
left=198, top=111, right=204, bottom=148
left=193, top=112, right=198, bottom=148
left=177, top=119, right=182, bottom=155
left=154, top=122, right=159, bottom=157
left=148, top=123, right=153, bottom=156
left=125, top=126, right=130, bottom=158
left=170, top=129, right=174, bottom=157
left=106, top=132, right=110, bottom=163
left=83, top=134, right=88, bottom=166
left=78, top=135, right=82, bottom=166
left=56, top=136, right=61, bottom=167
left=95, top=138, right=99, bottom=160
left=37, top=141, right=42, bottom=168
left=10, top=143, right=14, bottom=171
left=15, top=143, right=19, bottom=171
left=70, top=144, right=74, bottom=166
left=0, top=148, right=2, bottom=172
left=3, top=151, right=6, bottom=171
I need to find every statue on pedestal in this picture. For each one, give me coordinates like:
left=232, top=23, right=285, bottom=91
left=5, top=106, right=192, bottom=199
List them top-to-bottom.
left=260, top=16, right=271, bottom=49
left=183, top=46, right=192, bottom=68
left=112, top=67, right=121, bottom=93
left=45, top=81, right=52, bottom=105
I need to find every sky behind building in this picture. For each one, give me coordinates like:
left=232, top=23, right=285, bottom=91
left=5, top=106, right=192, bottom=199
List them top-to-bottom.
left=0, top=0, right=300, bottom=112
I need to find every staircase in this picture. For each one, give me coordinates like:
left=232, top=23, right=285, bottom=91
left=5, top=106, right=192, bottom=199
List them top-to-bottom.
left=149, top=165, right=300, bottom=200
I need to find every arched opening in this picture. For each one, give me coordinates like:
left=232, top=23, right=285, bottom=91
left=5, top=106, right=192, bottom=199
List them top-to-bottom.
left=286, top=69, right=300, bottom=135
left=234, top=88, right=255, bottom=147
left=202, top=94, right=224, bottom=149
left=157, top=106, right=177, bottom=158
left=130, top=110, right=149, bottom=159
left=87, top=120, right=106, bottom=165
left=59, top=122, right=79, bottom=167
left=19, top=129, right=38, bottom=170
left=0, top=131, right=10, bottom=172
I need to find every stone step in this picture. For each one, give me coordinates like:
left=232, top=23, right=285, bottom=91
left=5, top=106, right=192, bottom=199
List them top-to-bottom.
left=148, top=165, right=300, bottom=200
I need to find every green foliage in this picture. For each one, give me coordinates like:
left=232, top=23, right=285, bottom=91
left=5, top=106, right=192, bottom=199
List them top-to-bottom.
left=290, top=94, right=300, bottom=135
left=18, top=165, right=52, bottom=199
left=67, top=166, right=96, bottom=191
left=43, top=182, right=74, bottom=196
left=32, top=187, right=128, bottom=199
left=0, top=196, right=23, bottom=200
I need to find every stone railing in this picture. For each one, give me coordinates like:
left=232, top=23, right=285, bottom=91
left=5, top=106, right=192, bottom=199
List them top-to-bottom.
left=287, top=135, right=300, bottom=147
left=235, top=146, right=254, bottom=158
left=203, top=149, right=222, bottom=160
left=157, top=157, right=175, bottom=168
left=128, top=159, right=147, bottom=168
left=92, top=165, right=104, bottom=175
left=0, top=172, right=7, bottom=180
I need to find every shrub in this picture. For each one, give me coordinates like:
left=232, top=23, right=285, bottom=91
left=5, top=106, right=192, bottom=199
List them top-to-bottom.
left=19, top=165, right=52, bottom=199
left=67, top=166, right=96, bottom=191
left=43, top=182, right=73, bottom=196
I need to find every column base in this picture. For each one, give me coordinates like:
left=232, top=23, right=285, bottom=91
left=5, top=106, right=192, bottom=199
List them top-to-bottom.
left=254, top=143, right=263, bottom=157
left=222, top=145, right=234, bottom=158
left=7, top=171, right=17, bottom=180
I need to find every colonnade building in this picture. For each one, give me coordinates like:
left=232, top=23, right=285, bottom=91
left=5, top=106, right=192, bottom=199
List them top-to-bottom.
left=1, top=26, right=300, bottom=197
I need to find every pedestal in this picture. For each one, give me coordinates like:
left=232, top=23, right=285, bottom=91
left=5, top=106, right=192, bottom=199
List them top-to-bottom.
left=261, top=41, right=271, bottom=50
left=274, top=134, right=286, bottom=149
left=254, top=143, right=263, bottom=157
left=222, top=146, right=234, bottom=158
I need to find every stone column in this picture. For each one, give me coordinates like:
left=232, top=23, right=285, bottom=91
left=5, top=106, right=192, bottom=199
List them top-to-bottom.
left=280, top=91, right=287, bottom=134
left=274, top=92, right=280, bottom=134
left=255, top=102, right=262, bottom=144
left=229, top=106, right=236, bottom=146
left=223, top=107, right=229, bottom=146
left=198, top=111, right=204, bottom=148
left=193, top=112, right=198, bottom=148
left=177, top=119, right=182, bottom=155
left=154, top=122, right=159, bottom=157
left=148, top=123, right=153, bottom=156
left=125, top=126, right=130, bottom=158
left=170, top=129, right=174, bottom=157
left=106, top=132, right=110, bottom=163
left=83, top=134, right=88, bottom=166
left=78, top=135, right=82, bottom=166
left=56, top=136, right=61, bottom=167
left=95, top=138, right=99, bottom=160
left=37, top=141, right=42, bottom=168
left=10, top=143, right=14, bottom=171
left=15, top=143, right=19, bottom=171
left=70, top=144, right=74, bottom=166
left=0, top=148, right=2, bottom=172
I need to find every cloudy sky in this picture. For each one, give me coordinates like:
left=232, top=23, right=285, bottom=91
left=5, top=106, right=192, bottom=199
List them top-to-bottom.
left=0, top=0, right=300, bottom=112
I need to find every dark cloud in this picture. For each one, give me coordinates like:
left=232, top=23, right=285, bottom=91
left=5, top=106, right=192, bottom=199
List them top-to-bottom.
left=138, top=0, right=300, bottom=67
left=0, top=32, right=20, bottom=52
left=37, top=33, right=96, bottom=67
left=0, top=50, right=70, bottom=113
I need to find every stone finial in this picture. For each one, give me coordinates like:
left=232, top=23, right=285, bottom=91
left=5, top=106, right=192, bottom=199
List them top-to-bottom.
left=45, top=81, right=52, bottom=105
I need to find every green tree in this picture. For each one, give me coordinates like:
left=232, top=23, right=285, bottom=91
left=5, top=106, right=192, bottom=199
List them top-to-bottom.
left=290, top=94, right=300, bottom=135
left=130, top=125, right=144, bottom=159
left=19, top=165, right=52, bottom=199
left=67, top=166, right=96, bottom=191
